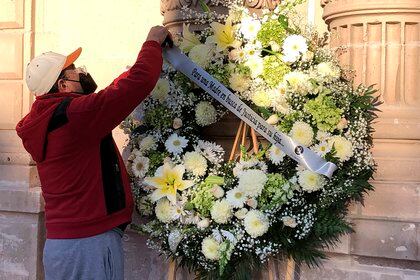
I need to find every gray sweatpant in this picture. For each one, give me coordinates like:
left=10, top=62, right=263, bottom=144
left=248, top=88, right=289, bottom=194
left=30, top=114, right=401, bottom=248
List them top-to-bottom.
left=43, top=229, right=124, bottom=280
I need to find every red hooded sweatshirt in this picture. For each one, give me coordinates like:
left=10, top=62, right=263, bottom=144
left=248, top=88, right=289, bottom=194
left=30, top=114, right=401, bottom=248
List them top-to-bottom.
left=16, top=41, right=163, bottom=239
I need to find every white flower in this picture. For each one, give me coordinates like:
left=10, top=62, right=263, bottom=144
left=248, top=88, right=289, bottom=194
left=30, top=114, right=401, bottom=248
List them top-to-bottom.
left=240, top=17, right=262, bottom=40
left=282, top=35, right=308, bottom=63
left=244, top=42, right=262, bottom=58
left=188, top=44, right=213, bottom=68
left=229, top=47, right=247, bottom=62
left=302, top=51, right=314, bottom=62
left=244, top=56, right=264, bottom=78
left=316, top=62, right=341, bottom=81
left=283, top=71, right=311, bottom=95
left=229, top=72, right=250, bottom=93
left=151, top=79, right=170, bottom=103
left=270, top=86, right=290, bottom=114
left=251, top=90, right=271, bottom=107
left=195, top=101, right=217, bottom=126
left=172, top=118, right=183, bottom=129
left=290, top=121, right=314, bottom=146
left=316, top=130, right=331, bottom=142
left=164, top=133, right=188, bottom=155
left=139, top=135, right=157, bottom=154
left=328, top=136, right=353, bottom=161
left=195, top=140, right=225, bottom=164
left=312, top=141, right=331, bottom=157
left=268, top=145, right=285, bottom=164
left=183, top=151, right=207, bottom=176
left=131, top=156, right=150, bottom=178
left=237, top=169, right=268, bottom=197
left=298, top=170, right=326, bottom=192
left=211, top=185, right=225, bottom=199
left=226, top=188, right=247, bottom=208
left=155, top=198, right=176, bottom=223
left=210, top=199, right=233, bottom=224
left=234, top=208, right=248, bottom=219
left=243, top=210, right=269, bottom=238
left=282, top=216, right=297, bottom=228
left=197, top=218, right=210, bottom=229
left=201, top=236, right=220, bottom=260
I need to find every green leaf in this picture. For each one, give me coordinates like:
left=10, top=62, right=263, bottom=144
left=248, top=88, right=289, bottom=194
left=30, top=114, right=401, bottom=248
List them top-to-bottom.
left=198, top=0, right=211, bottom=13
left=278, top=15, right=289, bottom=29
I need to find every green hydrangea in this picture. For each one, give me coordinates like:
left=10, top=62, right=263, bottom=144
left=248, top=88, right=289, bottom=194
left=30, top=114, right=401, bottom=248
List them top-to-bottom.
left=257, top=20, right=287, bottom=48
left=262, top=55, right=290, bottom=87
left=304, top=94, right=343, bottom=132
left=144, top=105, right=173, bottom=129
left=258, top=173, right=295, bottom=210
left=190, top=181, right=216, bottom=216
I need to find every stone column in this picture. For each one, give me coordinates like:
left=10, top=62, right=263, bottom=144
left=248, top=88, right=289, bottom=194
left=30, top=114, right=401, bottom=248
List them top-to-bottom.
left=0, top=0, right=45, bottom=279
left=319, top=0, right=420, bottom=275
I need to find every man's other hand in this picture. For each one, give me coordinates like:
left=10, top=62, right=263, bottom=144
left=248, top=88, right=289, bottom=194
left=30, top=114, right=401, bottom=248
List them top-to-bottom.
left=146, top=26, right=172, bottom=45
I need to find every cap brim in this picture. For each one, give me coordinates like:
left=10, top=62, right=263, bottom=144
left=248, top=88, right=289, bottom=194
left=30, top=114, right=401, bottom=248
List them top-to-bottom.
left=63, top=47, right=82, bottom=69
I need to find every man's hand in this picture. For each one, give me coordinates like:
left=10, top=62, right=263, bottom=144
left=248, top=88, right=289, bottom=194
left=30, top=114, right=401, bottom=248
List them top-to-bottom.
left=146, top=26, right=172, bottom=45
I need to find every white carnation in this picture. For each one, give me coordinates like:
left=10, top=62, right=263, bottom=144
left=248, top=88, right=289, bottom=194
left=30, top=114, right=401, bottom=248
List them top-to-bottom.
left=151, top=78, right=170, bottom=103
left=195, top=101, right=217, bottom=126
left=290, top=121, right=314, bottom=146
left=328, top=136, right=353, bottom=161
left=183, top=151, right=207, bottom=176
left=237, top=169, right=267, bottom=197
left=298, top=170, right=326, bottom=192
left=155, top=198, right=176, bottom=223
left=210, top=199, right=233, bottom=224
left=243, top=210, right=269, bottom=238
left=201, top=236, right=220, bottom=260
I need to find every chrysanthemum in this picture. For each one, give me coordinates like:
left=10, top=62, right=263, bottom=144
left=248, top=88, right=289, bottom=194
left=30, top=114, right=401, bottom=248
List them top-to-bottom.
left=188, top=44, right=213, bottom=69
left=244, top=56, right=264, bottom=78
left=316, top=62, right=341, bottom=81
left=283, top=71, right=311, bottom=95
left=229, top=72, right=250, bottom=93
left=251, top=90, right=271, bottom=107
left=195, top=101, right=218, bottom=126
left=290, top=121, right=314, bottom=146
left=164, top=133, right=188, bottom=155
left=138, top=135, right=157, bottom=154
left=328, top=136, right=353, bottom=161
left=268, top=145, right=285, bottom=164
left=183, top=151, right=208, bottom=177
left=131, top=156, right=150, bottom=178
left=237, top=169, right=268, bottom=197
left=298, top=170, right=326, bottom=192
left=226, top=188, right=247, bottom=208
left=155, top=198, right=176, bottom=223
left=210, top=199, right=233, bottom=224
left=243, top=210, right=269, bottom=238
left=201, top=236, right=220, bottom=260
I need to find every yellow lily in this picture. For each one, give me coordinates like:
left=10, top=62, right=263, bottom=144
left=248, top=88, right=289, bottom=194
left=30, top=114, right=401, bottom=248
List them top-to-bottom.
left=207, top=17, right=240, bottom=52
left=180, top=23, right=201, bottom=53
left=144, top=163, right=194, bottom=204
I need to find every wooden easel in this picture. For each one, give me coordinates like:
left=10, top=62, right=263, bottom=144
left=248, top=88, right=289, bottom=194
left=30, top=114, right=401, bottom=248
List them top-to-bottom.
left=167, top=120, right=299, bottom=280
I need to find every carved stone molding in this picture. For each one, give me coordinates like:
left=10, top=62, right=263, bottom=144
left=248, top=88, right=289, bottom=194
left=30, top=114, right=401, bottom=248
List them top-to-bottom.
left=161, top=0, right=281, bottom=32
left=322, top=0, right=420, bottom=139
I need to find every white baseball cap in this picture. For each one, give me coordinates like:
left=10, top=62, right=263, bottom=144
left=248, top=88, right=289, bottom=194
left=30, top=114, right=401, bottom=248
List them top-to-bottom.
left=26, top=47, right=82, bottom=96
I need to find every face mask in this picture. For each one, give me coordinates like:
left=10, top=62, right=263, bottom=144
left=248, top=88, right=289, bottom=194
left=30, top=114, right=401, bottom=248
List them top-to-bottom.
left=63, top=66, right=98, bottom=95
left=78, top=73, right=97, bottom=94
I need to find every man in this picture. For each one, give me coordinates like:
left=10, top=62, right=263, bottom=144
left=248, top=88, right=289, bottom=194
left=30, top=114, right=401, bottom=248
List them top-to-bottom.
left=16, top=26, right=170, bottom=280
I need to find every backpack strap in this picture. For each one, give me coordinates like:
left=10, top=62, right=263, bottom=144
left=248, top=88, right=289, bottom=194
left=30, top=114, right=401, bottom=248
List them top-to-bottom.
left=47, top=97, right=72, bottom=132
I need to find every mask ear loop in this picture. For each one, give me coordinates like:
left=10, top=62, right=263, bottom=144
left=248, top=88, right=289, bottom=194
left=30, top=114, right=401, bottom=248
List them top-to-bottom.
left=75, top=65, right=88, bottom=75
